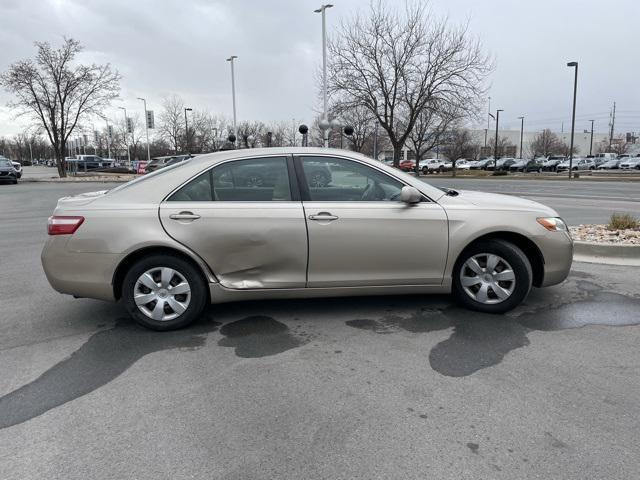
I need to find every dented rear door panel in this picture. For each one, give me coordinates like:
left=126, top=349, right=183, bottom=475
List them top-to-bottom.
left=159, top=201, right=308, bottom=289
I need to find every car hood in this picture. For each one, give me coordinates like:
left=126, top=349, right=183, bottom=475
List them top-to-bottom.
left=442, top=189, right=557, bottom=215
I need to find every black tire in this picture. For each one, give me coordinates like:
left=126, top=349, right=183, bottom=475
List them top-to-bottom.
left=422, top=166, right=429, bottom=175
left=452, top=239, right=532, bottom=314
left=122, top=254, right=208, bottom=331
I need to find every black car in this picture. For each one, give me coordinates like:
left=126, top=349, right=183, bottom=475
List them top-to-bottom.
left=541, top=156, right=566, bottom=172
left=0, top=158, right=18, bottom=184
left=470, top=158, right=493, bottom=170
left=486, top=158, right=516, bottom=171
left=509, top=159, right=542, bottom=173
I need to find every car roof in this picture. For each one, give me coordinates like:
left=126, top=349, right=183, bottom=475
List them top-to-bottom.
left=105, top=147, right=446, bottom=205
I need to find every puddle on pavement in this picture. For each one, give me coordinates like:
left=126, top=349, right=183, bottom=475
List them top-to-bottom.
left=346, top=279, right=640, bottom=378
left=218, top=315, right=306, bottom=358
left=0, top=317, right=220, bottom=430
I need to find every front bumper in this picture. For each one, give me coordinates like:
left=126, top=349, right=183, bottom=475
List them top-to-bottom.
left=538, top=231, right=573, bottom=287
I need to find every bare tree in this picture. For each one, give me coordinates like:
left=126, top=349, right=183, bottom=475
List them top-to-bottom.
left=328, top=1, right=491, bottom=166
left=0, top=38, right=120, bottom=177
left=158, top=95, right=185, bottom=154
left=331, top=103, right=377, bottom=152
left=407, top=103, right=460, bottom=173
left=237, top=121, right=266, bottom=148
left=440, top=127, right=477, bottom=176
left=528, top=129, right=565, bottom=157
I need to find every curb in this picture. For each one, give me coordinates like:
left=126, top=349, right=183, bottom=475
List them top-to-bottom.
left=573, top=240, right=640, bottom=266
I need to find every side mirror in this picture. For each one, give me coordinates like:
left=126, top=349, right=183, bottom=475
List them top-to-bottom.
left=400, top=186, right=422, bottom=204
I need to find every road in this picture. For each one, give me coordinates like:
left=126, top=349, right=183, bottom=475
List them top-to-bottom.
left=422, top=177, right=640, bottom=225
left=1, top=182, right=640, bottom=479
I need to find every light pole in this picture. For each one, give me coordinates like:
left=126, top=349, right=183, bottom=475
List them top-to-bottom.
left=315, top=4, right=333, bottom=147
left=226, top=55, right=238, bottom=146
left=567, top=61, right=578, bottom=179
left=137, top=97, right=151, bottom=162
left=118, top=106, right=131, bottom=165
left=184, top=107, right=193, bottom=153
left=494, top=109, right=503, bottom=169
left=518, top=116, right=524, bottom=159
left=589, top=119, right=594, bottom=156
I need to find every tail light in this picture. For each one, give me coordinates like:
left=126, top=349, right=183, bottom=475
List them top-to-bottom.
left=47, top=216, right=85, bottom=235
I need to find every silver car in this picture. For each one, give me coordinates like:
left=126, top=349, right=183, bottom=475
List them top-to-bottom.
left=42, top=148, right=573, bottom=330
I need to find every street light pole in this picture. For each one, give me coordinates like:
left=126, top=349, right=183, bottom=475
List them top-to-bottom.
left=315, top=4, right=333, bottom=148
left=226, top=55, right=238, bottom=146
left=567, top=61, right=578, bottom=179
left=137, top=97, right=151, bottom=162
left=118, top=106, right=131, bottom=165
left=184, top=107, right=193, bottom=153
left=494, top=109, right=503, bottom=169
left=518, top=116, right=524, bottom=159
left=589, top=119, right=594, bottom=156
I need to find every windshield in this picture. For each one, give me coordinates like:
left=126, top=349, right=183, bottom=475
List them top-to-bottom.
left=108, top=158, right=193, bottom=194
left=0, top=159, right=12, bottom=167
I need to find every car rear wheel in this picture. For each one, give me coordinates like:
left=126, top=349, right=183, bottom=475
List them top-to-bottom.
left=452, top=239, right=532, bottom=314
left=122, top=254, right=208, bottom=330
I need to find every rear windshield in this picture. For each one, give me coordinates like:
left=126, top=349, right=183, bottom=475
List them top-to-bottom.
left=108, top=158, right=193, bottom=194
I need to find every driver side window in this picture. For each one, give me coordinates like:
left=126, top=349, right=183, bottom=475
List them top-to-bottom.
left=300, top=156, right=403, bottom=201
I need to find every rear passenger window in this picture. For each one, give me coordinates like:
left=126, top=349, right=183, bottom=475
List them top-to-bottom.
left=212, top=157, right=291, bottom=201
left=168, top=171, right=212, bottom=201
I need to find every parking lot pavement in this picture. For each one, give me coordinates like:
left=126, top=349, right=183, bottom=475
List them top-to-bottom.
left=1, top=182, right=640, bottom=479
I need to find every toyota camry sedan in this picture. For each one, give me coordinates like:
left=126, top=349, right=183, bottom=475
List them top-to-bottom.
left=42, top=148, right=573, bottom=330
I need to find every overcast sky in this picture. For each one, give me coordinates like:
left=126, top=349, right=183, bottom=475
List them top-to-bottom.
left=1, top=0, right=638, bottom=137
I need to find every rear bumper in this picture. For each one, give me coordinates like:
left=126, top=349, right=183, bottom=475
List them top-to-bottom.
left=41, top=237, right=121, bottom=301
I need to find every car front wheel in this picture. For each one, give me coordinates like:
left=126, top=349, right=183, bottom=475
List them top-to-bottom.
left=452, top=239, right=532, bottom=314
left=122, top=254, right=208, bottom=330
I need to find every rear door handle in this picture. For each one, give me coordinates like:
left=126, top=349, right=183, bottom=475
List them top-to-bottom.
left=169, top=212, right=201, bottom=221
left=308, top=212, right=338, bottom=221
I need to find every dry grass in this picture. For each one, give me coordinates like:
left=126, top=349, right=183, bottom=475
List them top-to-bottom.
left=608, top=213, right=640, bottom=231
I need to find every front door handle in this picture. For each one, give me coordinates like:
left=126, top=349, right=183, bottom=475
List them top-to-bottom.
left=169, top=212, right=201, bottom=221
left=308, top=212, right=338, bottom=221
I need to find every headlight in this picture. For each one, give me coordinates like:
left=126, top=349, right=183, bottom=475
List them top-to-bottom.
left=537, top=217, right=568, bottom=232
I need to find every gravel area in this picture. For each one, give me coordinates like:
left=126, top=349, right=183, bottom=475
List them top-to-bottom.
left=570, top=224, right=640, bottom=244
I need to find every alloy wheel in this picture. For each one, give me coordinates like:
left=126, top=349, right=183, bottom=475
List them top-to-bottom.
left=459, top=253, right=516, bottom=304
left=134, top=267, right=191, bottom=321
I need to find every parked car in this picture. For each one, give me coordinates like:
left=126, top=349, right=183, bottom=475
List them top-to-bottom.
left=42, top=147, right=572, bottom=330
left=593, top=153, right=617, bottom=164
left=66, top=155, right=115, bottom=171
left=146, top=155, right=193, bottom=173
left=541, top=156, right=566, bottom=172
left=0, top=158, right=18, bottom=184
left=469, top=158, right=493, bottom=170
left=486, top=158, right=516, bottom=171
left=556, top=158, right=596, bottom=172
left=619, top=158, right=640, bottom=170
left=423, top=159, right=449, bottom=174
left=452, top=159, right=474, bottom=170
left=509, top=159, right=542, bottom=173
left=597, top=159, right=621, bottom=170
left=398, top=160, right=416, bottom=172
left=10, top=161, right=22, bottom=178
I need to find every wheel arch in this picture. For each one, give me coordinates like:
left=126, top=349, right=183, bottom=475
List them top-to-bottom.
left=454, top=231, right=545, bottom=287
left=112, top=246, right=213, bottom=301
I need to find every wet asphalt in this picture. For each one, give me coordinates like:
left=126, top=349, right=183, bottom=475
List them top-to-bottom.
left=1, top=182, right=640, bottom=479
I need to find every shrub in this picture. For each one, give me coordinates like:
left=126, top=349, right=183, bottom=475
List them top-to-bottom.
left=608, top=213, right=639, bottom=230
